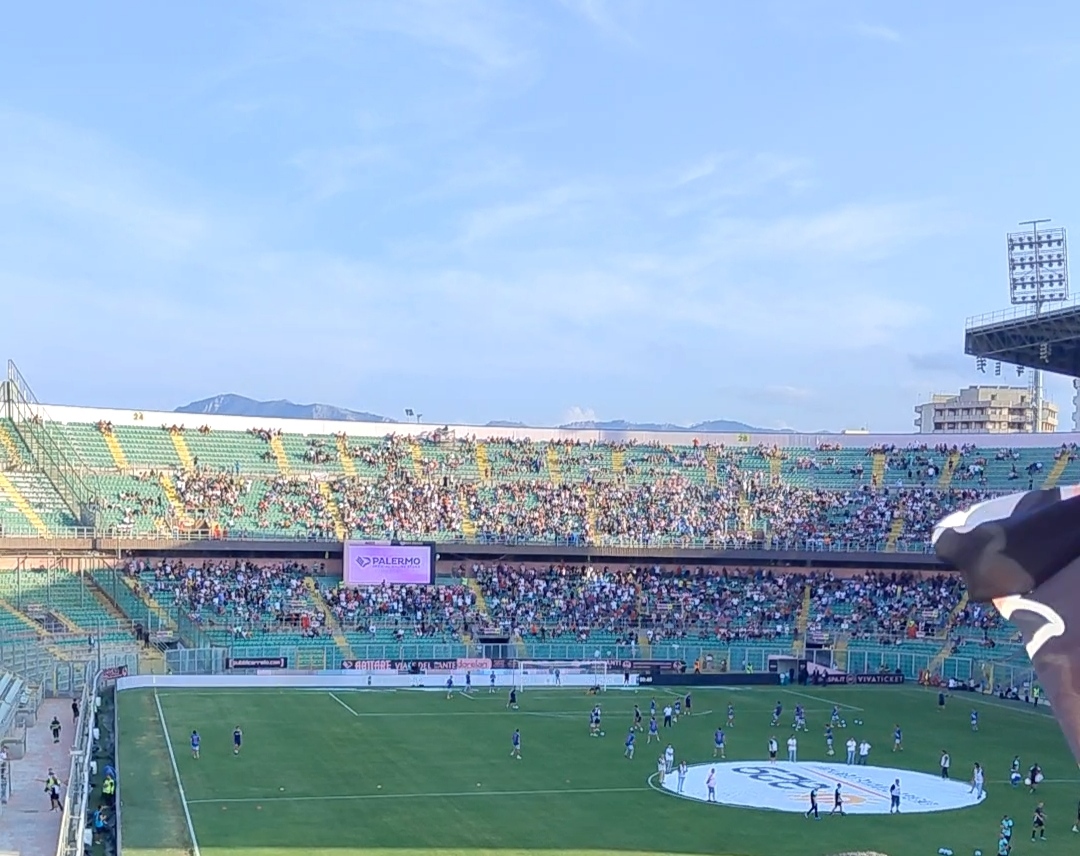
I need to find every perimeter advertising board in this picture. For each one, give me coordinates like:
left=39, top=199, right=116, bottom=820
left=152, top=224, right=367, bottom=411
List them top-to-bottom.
left=343, top=542, right=436, bottom=585
left=823, top=673, right=905, bottom=686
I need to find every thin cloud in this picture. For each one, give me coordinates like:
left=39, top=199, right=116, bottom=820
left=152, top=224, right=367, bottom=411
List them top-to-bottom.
left=560, top=0, right=638, bottom=44
left=854, top=23, right=902, bottom=44
left=290, top=146, right=394, bottom=201
left=561, top=406, right=598, bottom=424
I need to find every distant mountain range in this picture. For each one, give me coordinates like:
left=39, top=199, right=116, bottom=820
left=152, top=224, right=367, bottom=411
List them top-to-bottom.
left=175, top=394, right=799, bottom=433
left=176, top=394, right=393, bottom=423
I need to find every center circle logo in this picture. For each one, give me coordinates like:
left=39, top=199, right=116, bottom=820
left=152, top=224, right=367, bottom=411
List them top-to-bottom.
left=651, top=762, right=986, bottom=815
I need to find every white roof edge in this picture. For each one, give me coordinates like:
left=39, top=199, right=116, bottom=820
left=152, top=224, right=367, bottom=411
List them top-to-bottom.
left=28, top=402, right=1080, bottom=449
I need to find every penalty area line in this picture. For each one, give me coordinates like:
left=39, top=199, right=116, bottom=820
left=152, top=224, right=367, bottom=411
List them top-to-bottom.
left=328, top=692, right=359, bottom=716
left=186, top=785, right=649, bottom=806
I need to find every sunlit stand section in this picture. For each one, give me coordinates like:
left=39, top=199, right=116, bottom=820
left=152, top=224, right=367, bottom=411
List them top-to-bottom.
left=55, top=664, right=101, bottom=856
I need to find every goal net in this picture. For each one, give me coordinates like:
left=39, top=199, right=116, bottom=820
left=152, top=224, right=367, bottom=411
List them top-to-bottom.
left=515, top=660, right=608, bottom=692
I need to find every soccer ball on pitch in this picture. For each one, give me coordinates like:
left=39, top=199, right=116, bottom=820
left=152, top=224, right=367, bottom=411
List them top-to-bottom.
left=840, top=719, right=846, bottom=727
left=599, top=731, right=605, bottom=737
left=234, top=749, right=239, bottom=755
left=1010, top=772, right=1021, bottom=786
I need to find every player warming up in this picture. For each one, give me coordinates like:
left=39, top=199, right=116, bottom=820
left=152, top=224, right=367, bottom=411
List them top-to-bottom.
left=446, top=676, right=454, bottom=699
left=507, top=688, right=518, bottom=710
left=771, top=701, right=782, bottom=727
left=727, top=703, right=735, bottom=728
left=970, top=709, right=979, bottom=732
left=647, top=715, right=659, bottom=743
left=892, top=724, right=903, bottom=752
left=232, top=726, right=243, bottom=756
left=713, top=727, right=726, bottom=758
left=511, top=728, right=521, bottom=759
left=624, top=729, right=635, bottom=759
left=190, top=730, right=200, bottom=759
left=1031, top=802, right=1046, bottom=842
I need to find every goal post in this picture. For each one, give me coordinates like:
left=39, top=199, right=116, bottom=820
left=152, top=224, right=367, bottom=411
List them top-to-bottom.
left=515, top=660, right=609, bottom=692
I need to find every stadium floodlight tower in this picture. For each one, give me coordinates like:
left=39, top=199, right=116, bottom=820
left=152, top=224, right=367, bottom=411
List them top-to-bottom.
left=1007, top=220, right=1069, bottom=432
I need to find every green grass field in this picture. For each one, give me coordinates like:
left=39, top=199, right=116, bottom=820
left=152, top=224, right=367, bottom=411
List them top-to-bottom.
left=117, top=684, right=1078, bottom=856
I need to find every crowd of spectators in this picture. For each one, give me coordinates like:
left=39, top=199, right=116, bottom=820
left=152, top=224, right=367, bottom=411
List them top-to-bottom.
left=91, top=435, right=1068, bottom=548
left=119, top=556, right=1014, bottom=654
left=127, top=557, right=326, bottom=637
left=321, top=579, right=481, bottom=640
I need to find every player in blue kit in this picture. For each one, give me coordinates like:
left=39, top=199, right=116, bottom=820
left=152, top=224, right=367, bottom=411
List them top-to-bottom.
left=489, top=671, right=496, bottom=693
left=465, top=672, right=472, bottom=693
left=446, top=676, right=454, bottom=699
left=507, top=688, right=518, bottom=710
left=684, top=693, right=692, bottom=716
left=650, top=698, right=657, bottom=717
left=673, top=700, right=681, bottom=722
left=771, top=701, right=782, bottom=726
left=727, top=703, right=735, bottom=727
left=633, top=704, right=643, bottom=731
left=793, top=704, right=807, bottom=732
left=830, top=706, right=841, bottom=728
left=970, top=709, right=979, bottom=732
left=647, top=715, right=659, bottom=743
left=892, top=724, right=903, bottom=752
left=824, top=725, right=835, bottom=756
left=232, top=726, right=243, bottom=756
left=713, top=727, right=726, bottom=758
left=510, top=728, right=521, bottom=759
left=624, top=729, right=635, bottom=759
left=190, top=730, right=200, bottom=759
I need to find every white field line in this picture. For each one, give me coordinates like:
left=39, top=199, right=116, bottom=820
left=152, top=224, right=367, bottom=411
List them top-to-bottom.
left=781, top=689, right=863, bottom=712
left=153, top=690, right=203, bottom=856
left=328, top=692, right=359, bottom=716
left=186, top=785, right=649, bottom=806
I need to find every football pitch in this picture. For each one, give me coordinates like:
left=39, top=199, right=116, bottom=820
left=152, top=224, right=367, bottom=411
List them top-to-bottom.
left=117, top=684, right=1077, bottom=856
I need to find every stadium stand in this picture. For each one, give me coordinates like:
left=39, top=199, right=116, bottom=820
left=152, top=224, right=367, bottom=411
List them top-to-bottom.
left=0, top=402, right=1063, bottom=687
left=0, top=407, right=1074, bottom=548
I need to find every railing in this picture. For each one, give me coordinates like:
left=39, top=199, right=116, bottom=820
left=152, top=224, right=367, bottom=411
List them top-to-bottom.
left=966, top=294, right=1080, bottom=330
left=6, top=362, right=96, bottom=527
left=0, top=523, right=944, bottom=553
left=55, top=665, right=98, bottom=856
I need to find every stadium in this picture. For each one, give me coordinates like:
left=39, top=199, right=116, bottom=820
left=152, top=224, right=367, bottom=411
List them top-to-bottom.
left=6, top=7, right=1080, bottom=856
left=0, top=357, right=1076, bottom=856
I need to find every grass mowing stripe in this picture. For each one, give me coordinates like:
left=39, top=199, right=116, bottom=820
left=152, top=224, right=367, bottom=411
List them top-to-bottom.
left=781, top=689, right=863, bottom=711
left=153, top=690, right=203, bottom=856
left=328, top=691, right=359, bottom=716
left=186, top=785, right=650, bottom=805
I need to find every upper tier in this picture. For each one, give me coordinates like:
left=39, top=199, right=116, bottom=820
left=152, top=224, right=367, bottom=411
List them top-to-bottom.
left=0, top=403, right=1076, bottom=546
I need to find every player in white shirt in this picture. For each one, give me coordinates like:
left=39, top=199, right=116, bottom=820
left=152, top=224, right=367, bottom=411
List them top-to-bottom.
left=663, top=705, right=673, bottom=727
left=787, top=735, right=798, bottom=762
left=768, top=736, right=778, bottom=763
left=845, top=737, right=857, bottom=765
left=858, top=739, right=870, bottom=765
left=664, top=744, right=675, bottom=773
left=656, top=755, right=666, bottom=785
left=677, top=760, right=687, bottom=793
left=970, top=762, right=985, bottom=798
left=706, top=767, right=716, bottom=802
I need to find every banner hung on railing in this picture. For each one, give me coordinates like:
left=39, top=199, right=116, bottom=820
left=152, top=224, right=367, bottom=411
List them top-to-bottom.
left=225, top=657, right=288, bottom=670
left=100, top=665, right=128, bottom=683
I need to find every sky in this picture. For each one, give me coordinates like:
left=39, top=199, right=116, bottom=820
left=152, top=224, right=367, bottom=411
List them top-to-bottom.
left=3, top=0, right=1080, bottom=432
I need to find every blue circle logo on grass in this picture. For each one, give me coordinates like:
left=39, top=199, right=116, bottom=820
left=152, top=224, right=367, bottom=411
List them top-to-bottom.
left=652, top=762, right=985, bottom=815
